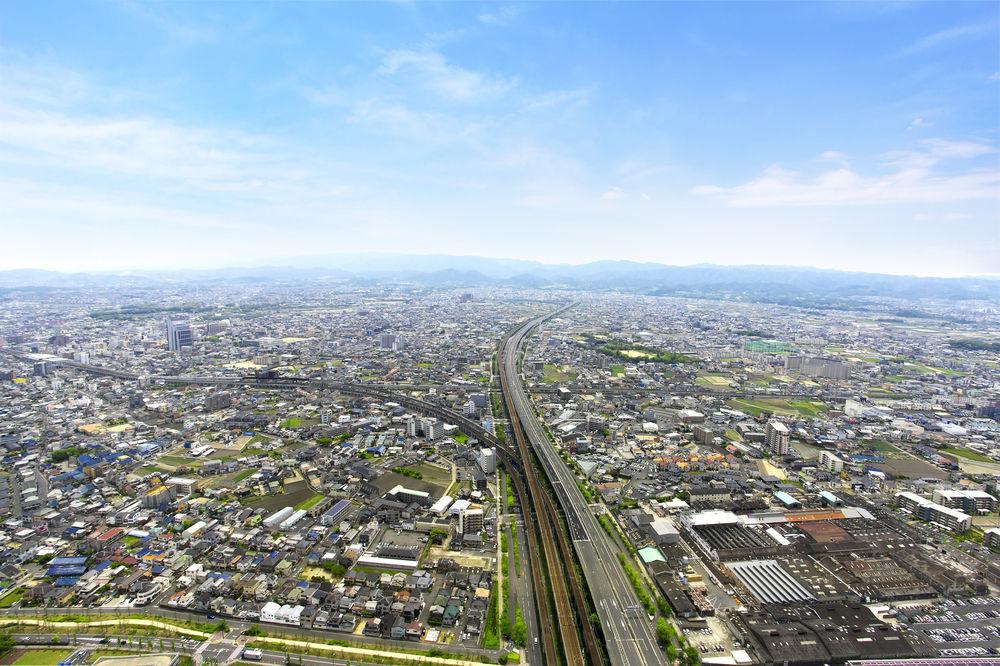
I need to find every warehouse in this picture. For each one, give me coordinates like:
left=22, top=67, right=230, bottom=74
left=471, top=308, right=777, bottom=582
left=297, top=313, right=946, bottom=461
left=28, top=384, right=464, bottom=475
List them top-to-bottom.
left=727, top=559, right=815, bottom=604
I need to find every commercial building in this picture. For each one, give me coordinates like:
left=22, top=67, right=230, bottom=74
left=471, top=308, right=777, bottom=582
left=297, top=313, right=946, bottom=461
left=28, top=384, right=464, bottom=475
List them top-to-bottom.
left=166, top=321, right=193, bottom=352
left=785, top=355, right=850, bottom=380
left=646, top=518, right=680, bottom=545
left=727, top=559, right=814, bottom=604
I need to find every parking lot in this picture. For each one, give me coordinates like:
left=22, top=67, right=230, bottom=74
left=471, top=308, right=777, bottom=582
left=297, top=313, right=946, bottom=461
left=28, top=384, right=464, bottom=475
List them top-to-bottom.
left=896, top=597, right=1000, bottom=658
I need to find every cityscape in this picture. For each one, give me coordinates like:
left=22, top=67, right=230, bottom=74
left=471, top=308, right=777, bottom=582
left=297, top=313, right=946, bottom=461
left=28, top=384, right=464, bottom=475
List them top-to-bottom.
left=2, top=1, right=999, bottom=666
left=0, top=270, right=999, bottom=666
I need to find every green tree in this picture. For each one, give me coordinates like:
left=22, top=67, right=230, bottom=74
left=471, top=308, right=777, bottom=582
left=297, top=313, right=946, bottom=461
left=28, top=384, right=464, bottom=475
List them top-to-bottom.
left=656, top=617, right=671, bottom=647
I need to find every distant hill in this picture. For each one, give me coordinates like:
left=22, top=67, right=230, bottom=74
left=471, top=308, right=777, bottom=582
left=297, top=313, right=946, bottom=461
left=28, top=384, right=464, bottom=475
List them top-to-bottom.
left=1, top=254, right=998, bottom=304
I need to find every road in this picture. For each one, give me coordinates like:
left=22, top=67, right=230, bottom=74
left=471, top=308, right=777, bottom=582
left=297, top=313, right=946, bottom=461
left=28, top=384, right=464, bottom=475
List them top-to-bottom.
left=501, top=308, right=666, bottom=666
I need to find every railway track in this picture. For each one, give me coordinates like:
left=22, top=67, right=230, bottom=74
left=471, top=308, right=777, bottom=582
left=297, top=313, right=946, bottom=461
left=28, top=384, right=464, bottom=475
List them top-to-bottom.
left=498, top=307, right=607, bottom=666
left=2, top=334, right=605, bottom=665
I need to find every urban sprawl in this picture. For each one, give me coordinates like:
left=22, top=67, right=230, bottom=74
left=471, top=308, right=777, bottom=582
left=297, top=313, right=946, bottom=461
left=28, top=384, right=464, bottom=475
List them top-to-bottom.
left=1, top=284, right=999, bottom=666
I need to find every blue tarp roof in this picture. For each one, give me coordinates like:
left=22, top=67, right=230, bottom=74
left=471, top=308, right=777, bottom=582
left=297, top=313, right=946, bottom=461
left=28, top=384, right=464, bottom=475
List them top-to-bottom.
left=49, top=556, right=87, bottom=566
left=47, top=564, right=87, bottom=577
left=53, top=576, right=79, bottom=587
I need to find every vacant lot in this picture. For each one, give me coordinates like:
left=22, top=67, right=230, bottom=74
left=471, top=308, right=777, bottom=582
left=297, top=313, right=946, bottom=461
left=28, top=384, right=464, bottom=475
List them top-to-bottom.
left=541, top=364, right=578, bottom=384
left=696, top=373, right=732, bottom=389
left=727, top=398, right=826, bottom=418
left=942, top=447, right=993, bottom=463
left=874, top=458, right=947, bottom=480
left=410, top=461, right=453, bottom=489
left=241, top=480, right=318, bottom=512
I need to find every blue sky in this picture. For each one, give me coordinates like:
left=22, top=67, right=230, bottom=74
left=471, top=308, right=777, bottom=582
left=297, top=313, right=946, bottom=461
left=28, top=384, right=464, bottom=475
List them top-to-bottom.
left=1, top=1, right=998, bottom=275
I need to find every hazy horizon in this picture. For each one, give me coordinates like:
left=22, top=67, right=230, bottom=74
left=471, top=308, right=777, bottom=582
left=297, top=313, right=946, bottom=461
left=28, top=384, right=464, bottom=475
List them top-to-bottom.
left=2, top=1, right=998, bottom=276
left=3, top=251, right=1000, bottom=281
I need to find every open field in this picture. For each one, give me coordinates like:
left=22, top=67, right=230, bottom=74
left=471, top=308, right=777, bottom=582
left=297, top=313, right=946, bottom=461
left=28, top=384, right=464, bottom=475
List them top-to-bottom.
left=541, top=364, right=577, bottom=383
left=695, top=373, right=732, bottom=388
left=726, top=398, right=826, bottom=418
left=865, top=440, right=905, bottom=456
left=790, top=441, right=821, bottom=460
left=942, top=447, right=994, bottom=463
left=156, top=454, right=202, bottom=469
left=873, top=458, right=947, bottom=480
left=957, top=459, right=1000, bottom=475
left=409, top=461, right=453, bottom=488
left=241, top=480, right=317, bottom=512
left=295, top=492, right=326, bottom=510
left=0, top=587, right=24, bottom=608
left=8, top=649, right=73, bottom=665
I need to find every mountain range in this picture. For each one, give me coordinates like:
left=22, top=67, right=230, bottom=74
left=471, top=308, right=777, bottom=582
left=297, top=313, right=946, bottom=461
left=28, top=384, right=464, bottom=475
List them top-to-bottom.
left=2, top=254, right=999, bottom=304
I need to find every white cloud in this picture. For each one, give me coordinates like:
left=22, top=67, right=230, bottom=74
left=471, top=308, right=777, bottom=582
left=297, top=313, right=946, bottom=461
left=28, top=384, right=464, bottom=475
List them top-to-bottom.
left=116, top=1, right=217, bottom=44
left=478, top=6, right=520, bottom=25
left=900, top=21, right=997, bottom=56
left=379, top=49, right=516, bottom=102
left=991, top=72, right=1000, bottom=82
left=907, top=117, right=930, bottom=130
left=692, top=139, right=999, bottom=206
left=818, top=150, right=847, bottom=162
left=602, top=187, right=625, bottom=201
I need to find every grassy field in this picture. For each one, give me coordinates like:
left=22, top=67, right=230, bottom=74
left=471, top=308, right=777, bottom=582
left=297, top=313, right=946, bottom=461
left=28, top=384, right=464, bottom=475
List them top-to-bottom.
left=903, top=362, right=966, bottom=377
left=541, top=364, right=577, bottom=384
left=610, top=364, right=625, bottom=376
left=695, top=373, right=732, bottom=388
left=727, top=398, right=826, bottom=418
left=724, top=428, right=743, bottom=442
left=866, top=439, right=903, bottom=455
left=790, top=441, right=821, bottom=460
left=942, top=447, right=994, bottom=463
left=157, top=454, right=202, bottom=468
left=410, top=462, right=452, bottom=488
left=135, top=465, right=170, bottom=475
left=241, top=480, right=317, bottom=512
left=295, top=493, right=326, bottom=510
left=0, top=587, right=24, bottom=608
left=11, top=649, right=73, bottom=665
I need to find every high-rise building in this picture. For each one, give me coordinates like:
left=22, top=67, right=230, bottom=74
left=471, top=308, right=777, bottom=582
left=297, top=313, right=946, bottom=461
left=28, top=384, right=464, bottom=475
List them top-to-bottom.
left=166, top=321, right=193, bottom=351
left=378, top=333, right=405, bottom=350
left=205, top=391, right=232, bottom=412
left=765, top=420, right=790, bottom=456
left=478, top=448, right=496, bottom=474
left=819, top=450, right=844, bottom=473
left=458, top=508, right=484, bottom=535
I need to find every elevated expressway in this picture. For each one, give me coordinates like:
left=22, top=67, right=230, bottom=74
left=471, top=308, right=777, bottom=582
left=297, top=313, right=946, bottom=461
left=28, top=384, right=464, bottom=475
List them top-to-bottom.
left=500, top=308, right=665, bottom=666
left=5, top=318, right=669, bottom=665
left=0, top=348, right=578, bottom=665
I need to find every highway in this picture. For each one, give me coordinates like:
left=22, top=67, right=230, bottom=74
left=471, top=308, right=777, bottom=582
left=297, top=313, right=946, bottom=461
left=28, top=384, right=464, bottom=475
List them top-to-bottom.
left=500, top=307, right=666, bottom=666
left=2, top=338, right=668, bottom=665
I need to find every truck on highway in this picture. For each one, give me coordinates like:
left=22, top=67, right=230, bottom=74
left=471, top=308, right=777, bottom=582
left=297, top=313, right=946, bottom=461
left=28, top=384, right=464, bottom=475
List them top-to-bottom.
left=241, top=648, right=263, bottom=661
